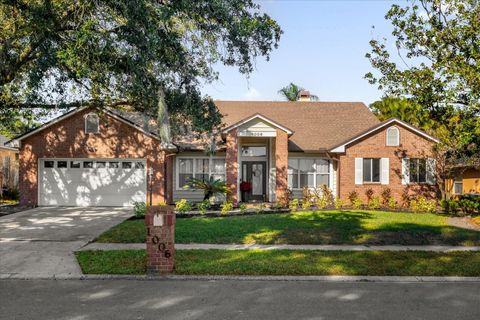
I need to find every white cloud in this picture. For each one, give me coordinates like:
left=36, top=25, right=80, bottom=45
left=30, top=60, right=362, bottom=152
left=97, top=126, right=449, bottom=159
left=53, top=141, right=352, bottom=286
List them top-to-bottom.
left=244, top=87, right=261, bottom=99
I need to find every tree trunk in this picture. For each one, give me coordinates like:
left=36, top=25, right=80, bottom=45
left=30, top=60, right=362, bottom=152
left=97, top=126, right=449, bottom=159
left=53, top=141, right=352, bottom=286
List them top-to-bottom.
left=156, top=87, right=172, bottom=147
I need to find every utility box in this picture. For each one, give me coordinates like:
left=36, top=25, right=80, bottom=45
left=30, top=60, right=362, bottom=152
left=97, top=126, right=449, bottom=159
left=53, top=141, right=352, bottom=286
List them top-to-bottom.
left=145, top=205, right=175, bottom=274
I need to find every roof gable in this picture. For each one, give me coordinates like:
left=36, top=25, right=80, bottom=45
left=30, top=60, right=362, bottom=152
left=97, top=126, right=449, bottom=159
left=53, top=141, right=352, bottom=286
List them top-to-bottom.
left=222, top=113, right=293, bottom=135
left=329, top=118, right=440, bottom=153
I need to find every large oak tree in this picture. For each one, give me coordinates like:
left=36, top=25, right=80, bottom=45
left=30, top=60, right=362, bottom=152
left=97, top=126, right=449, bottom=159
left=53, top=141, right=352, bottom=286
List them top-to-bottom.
left=0, top=0, right=282, bottom=139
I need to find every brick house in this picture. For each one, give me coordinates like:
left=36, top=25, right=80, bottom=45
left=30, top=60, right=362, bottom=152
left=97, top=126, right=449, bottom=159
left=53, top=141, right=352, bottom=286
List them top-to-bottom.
left=10, top=99, right=439, bottom=207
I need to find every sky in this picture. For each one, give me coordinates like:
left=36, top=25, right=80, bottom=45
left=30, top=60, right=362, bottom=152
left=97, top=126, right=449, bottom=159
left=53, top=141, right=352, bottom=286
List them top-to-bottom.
left=200, top=0, right=405, bottom=106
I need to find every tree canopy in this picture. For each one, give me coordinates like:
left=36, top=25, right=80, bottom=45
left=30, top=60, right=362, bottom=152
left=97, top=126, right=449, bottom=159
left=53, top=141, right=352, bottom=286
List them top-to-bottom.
left=0, top=0, right=282, bottom=138
left=366, top=0, right=480, bottom=157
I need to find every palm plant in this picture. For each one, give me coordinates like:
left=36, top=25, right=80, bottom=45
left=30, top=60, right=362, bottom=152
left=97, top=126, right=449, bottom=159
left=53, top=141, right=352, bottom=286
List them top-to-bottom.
left=278, top=83, right=304, bottom=101
left=185, top=176, right=228, bottom=201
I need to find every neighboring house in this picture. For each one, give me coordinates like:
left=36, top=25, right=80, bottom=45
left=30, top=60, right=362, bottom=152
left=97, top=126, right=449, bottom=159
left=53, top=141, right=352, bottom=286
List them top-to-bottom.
left=10, top=96, right=440, bottom=207
left=0, top=134, right=19, bottom=192
left=445, top=165, right=480, bottom=197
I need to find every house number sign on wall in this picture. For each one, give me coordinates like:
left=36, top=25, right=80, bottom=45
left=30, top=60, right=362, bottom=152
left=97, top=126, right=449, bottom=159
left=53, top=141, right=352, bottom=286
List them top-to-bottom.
left=151, top=235, right=171, bottom=258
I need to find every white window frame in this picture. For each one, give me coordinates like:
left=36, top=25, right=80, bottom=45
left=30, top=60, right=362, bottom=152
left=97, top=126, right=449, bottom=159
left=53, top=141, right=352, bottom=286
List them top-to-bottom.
left=85, top=113, right=100, bottom=134
left=386, top=126, right=400, bottom=146
left=176, top=156, right=226, bottom=190
left=287, top=158, right=331, bottom=190
left=454, top=175, right=463, bottom=195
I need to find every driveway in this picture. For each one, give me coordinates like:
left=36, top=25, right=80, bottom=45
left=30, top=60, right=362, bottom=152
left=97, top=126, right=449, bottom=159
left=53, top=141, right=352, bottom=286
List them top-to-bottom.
left=0, top=207, right=132, bottom=277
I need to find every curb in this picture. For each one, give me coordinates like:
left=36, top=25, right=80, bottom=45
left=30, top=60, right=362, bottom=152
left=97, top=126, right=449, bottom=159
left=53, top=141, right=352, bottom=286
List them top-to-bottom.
left=2, top=273, right=480, bottom=283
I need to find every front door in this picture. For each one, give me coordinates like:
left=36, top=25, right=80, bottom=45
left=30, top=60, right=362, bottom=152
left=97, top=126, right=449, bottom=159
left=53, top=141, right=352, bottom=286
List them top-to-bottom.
left=241, top=161, right=266, bottom=202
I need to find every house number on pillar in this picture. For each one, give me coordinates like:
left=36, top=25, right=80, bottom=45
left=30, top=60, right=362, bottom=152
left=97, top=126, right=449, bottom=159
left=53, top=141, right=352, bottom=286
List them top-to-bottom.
left=151, top=235, right=171, bottom=258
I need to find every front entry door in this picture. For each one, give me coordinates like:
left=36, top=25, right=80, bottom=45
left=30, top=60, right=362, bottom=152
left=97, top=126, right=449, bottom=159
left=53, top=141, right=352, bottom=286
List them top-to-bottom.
left=241, top=161, right=266, bottom=202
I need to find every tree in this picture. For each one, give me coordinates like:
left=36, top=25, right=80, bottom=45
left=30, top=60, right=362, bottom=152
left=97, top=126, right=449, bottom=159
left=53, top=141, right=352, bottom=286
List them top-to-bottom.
left=365, top=0, right=480, bottom=156
left=0, top=1, right=282, bottom=138
left=278, top=83, right=304, bottom=101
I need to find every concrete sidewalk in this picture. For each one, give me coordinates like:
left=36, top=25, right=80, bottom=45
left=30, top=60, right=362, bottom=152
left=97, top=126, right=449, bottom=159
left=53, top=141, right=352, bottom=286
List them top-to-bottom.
left=79, top=242, right=480, bottom=252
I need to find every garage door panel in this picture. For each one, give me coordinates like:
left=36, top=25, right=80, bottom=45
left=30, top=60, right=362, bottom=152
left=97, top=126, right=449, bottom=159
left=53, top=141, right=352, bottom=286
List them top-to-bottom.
left=39, top=159, right=147, bottom=207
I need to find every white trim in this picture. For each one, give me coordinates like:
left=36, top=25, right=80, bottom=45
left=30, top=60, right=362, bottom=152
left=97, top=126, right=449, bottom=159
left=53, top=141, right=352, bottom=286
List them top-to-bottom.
left=222, top=114, right=293, bottom=135
left=330, top=118, right=440, bottom=153
left=386, top=126, right=400, bottom=146
left=175, top=155, right=226, bottom=191
left=381, top=157, right=390, bottom=185
left=355, top=158, right=363, bottom=185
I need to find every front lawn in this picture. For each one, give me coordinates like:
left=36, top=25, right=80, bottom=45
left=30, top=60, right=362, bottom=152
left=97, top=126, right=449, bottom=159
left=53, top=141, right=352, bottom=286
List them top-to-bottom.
left=95, top=210, right=480, bottom=246
left=76, top=249, right=480, bottom=276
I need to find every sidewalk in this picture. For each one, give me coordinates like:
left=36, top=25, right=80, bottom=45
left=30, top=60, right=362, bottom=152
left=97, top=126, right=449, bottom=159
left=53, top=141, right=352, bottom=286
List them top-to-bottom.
left=79, top=242, right=480, bottom=252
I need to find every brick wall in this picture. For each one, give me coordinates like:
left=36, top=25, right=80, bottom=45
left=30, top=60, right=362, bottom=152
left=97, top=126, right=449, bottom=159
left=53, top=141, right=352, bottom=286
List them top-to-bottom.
left=19, top=108, right=171, bottom=206
left=338, top=124, right=438, bottom=203
left=225, top=129, right=238, bottom=205
left=275, top=129, right=289, bottom=202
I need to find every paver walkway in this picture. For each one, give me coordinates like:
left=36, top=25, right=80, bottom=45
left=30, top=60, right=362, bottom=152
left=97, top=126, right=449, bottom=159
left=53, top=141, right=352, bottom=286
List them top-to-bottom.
left=79, top=242, right=480, bottom=252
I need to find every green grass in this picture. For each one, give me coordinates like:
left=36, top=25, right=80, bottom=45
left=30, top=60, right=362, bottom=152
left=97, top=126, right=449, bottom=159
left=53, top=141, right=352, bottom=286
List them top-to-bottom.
left=95, top=210, right=480, bottom=246
left=76, top=249, right=480, bottom=276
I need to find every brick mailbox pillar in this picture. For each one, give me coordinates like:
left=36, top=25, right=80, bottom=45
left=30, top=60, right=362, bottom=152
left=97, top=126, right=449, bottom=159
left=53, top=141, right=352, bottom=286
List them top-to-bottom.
left=145, top=205, right=175, bottom=274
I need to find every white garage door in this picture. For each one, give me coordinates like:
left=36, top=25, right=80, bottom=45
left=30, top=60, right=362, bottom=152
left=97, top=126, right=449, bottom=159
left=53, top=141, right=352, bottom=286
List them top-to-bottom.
left=39, top=158, right=147, bottom=207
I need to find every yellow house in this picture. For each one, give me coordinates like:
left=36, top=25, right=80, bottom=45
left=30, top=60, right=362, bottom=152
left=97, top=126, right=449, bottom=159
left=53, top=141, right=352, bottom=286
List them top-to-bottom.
left=445, top=166, right=480, bottom=197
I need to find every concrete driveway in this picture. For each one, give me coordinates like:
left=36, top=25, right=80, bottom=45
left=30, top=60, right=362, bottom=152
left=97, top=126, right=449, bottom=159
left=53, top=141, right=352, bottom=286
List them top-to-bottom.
left=0, top=207, right=133, bottom=278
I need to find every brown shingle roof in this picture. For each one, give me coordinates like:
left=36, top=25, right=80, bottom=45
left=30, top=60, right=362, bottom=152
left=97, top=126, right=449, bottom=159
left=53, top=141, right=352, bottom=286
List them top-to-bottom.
left=215, top=100, right=380, bottom=152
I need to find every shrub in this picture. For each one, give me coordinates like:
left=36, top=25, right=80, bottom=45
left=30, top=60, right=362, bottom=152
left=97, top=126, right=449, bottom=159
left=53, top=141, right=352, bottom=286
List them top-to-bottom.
left=185, top=177, right=227, bottom=202
left=319, top=185, right=334, bottom=206
left=302, top=186, right=312, bottom=203
left=2, top=187, right=19, bottom=201
left=365, top=188, right=374, bottom=203
left=380, top=188, right=392, bottom=206
left=401, top=188, right=410, bottom=208
left=347, top=191, right=359, bottom=206
left=368, top=196, right=381, bottom=210
left=410, top=196, right=437, bottom=213
left=458, top=196, right=480, bottom=215
left=388, top=197, right=397, bottom=210
left=301, top=198, right=312, bottom=210
left=316, top=198, right=328, bottom=209
left=334, top=198, right=345, bottom=209
left=352, top=198, right=363, bottom=210
left=175, top=199, right=193, bottom=213
left=289, top=199, right=299, bottom=211
left=441, top=199, right=460, bottom=215
left=196, top=200, right=211, bottom=214
left=133, top=201, right=147, bottom=218
left=220, top=201, right=234, bottom=215
left=271, top=202, right=283, bottom=210
left=239, top=203, right=247, bottom=214
left=255, top=203, right=266, bottom=214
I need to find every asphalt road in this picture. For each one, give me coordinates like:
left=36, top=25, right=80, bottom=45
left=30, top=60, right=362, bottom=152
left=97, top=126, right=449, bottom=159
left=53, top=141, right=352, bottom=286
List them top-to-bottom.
left=1, top=279, right=480, bottom=320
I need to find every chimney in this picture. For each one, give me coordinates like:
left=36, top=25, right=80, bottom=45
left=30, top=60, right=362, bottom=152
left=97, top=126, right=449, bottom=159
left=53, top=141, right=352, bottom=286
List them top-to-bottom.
left=298, top=90, right=311, bottom=101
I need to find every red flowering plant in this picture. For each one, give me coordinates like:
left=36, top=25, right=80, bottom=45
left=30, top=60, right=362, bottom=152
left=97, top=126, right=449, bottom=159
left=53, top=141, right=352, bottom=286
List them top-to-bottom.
left=240, top=181, right=252, bottom=192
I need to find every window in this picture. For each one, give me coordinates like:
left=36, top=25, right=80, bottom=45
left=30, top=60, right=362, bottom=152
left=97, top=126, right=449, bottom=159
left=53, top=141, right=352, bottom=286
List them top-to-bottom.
left=85, top=113, right=99, bottom=134
left=386, top=127, right=399, bottom=146
left=241, top=146, right=267, bottom=157
left=177, top=158, right=226, bottom=188
left=363, top=158, right=381, bottom=183
left=409, top=158, right=427, bottom=183
left=178, top=159, right=194, bottom=188
left=195, top=159, right=209, bottom=181
left=211, top=159, right=226, bottom=181
left=288, top=159, right=330, bottom=189
left=44, top=161, right=54, bottom=168
left=57, top=161, right=68, bottom=168
left=71, top=161, right=81, bottom=168
left=83, top=161, right=94, bottom=169
left=96, top=161, right=107, bottom=168
left=109, top=161, right=119, bottom=168
left=122, top=162, right=132, bottom=169
left=454, top=175, right=463, bottom=195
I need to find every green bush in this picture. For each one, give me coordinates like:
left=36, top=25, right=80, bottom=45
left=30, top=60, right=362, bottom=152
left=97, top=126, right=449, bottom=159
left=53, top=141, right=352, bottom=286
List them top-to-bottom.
left=347, top=191, right=359, bottom=206
left=458, top=195, right=480, bottom=215
left=368, top=196, right=381, bottom=210
left=410, top=196, right=437, bottom=213
left=388, top=197, right=397, bottom=210
left=301, top=198, right=312, bottom=210
left=334, top=198, right=345, bottom=209
left=352, top=198, right=363, bottom=210
left=175, top=199, right=193, bottom=213
left=289, top=199, right=299, bottom=211
left=441, top=199, right=460, bottom=215
left=196, top=200, right=211, bottom=214
left=133, top=201, right=147, bottom=218
left=220, top=201, right=234, bottom=215
left=271, top=202, right=283, bottom=210
left=239, top=203, right=247, bottom=213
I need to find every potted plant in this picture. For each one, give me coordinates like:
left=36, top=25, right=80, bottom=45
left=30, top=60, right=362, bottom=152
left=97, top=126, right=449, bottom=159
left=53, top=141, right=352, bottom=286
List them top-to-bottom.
left=240, top=181, right=252, bottom=202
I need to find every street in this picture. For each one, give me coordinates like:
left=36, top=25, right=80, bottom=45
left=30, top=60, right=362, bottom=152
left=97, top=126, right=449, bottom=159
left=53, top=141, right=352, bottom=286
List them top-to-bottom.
left=1, top=279, right=480, bottom=320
